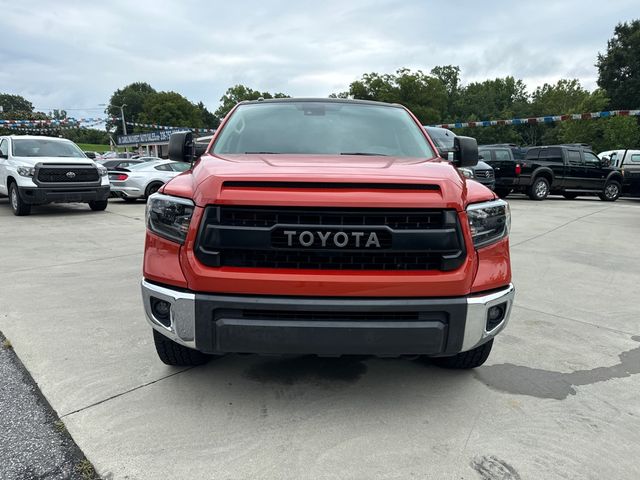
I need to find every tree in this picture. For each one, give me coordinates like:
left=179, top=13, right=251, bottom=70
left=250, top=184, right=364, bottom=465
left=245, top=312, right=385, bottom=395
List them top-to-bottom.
left=597, top=19, right=640, bottom=109
left=430, top=65, right=462, bottom=121
left=343, top=69, right=447, bottom=124
left=106, top=82, right=157, bottom=135
left=215, top=85, right=289, bottom=120
left=138, top=91, right=210, bottom=130
left=0, top=93, right=34, bottom=115
left=601, top=115, right=640, bottom=149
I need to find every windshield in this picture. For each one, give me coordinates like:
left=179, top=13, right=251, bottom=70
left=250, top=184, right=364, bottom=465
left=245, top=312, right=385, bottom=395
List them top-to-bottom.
left=212, top=101, right=435, bottom=158
left=425, top=127, right=456, bottom=149
left=13, top=139, right=86, bottom=158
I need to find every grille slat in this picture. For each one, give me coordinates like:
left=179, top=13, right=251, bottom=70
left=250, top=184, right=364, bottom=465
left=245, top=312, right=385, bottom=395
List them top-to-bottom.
left=239, top=310, right=420, bottom=321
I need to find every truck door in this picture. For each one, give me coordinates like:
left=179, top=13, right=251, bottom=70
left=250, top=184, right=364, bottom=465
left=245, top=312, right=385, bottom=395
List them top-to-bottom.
left=0, top=139, right=8, bottom=195
left=538, top=147, right=565, bottom=188
left=565, top=149, right=583, bottom=189
left=582, top=151, right=607, bottom=190
left=622, top=151, right=640, bottom=196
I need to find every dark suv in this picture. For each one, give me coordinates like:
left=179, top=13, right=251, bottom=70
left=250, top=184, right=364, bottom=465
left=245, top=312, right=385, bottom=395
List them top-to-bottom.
left=481, top=144, right=623, bottom=201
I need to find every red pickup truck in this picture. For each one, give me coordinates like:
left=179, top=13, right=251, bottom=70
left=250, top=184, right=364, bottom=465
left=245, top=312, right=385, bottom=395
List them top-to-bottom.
left=142, top=98, right=514, bottom=369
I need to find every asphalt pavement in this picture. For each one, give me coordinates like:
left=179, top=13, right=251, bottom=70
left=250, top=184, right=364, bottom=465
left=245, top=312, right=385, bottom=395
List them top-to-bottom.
left=0, top=195, right=639, bottom=479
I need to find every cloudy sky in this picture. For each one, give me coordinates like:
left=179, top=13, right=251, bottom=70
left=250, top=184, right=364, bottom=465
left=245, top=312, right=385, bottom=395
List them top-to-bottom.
left=0, top=0, right=637, bottom=121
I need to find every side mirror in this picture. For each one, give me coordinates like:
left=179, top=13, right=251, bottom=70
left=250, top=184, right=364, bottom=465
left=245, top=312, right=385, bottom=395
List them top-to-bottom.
left=168, top=131, right=194, bottom=162
left=453, top=136, right=478, bottom=168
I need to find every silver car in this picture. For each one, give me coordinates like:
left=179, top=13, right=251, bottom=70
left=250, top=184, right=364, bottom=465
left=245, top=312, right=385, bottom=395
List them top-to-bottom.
left=108, top=160, right=190, bottom=202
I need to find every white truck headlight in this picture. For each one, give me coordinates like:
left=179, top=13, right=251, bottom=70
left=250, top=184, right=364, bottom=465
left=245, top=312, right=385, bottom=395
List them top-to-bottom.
left=97, top=165, right=108, bottom=177
left=17, top=166, right=35, bottom=177
left=146, top=193, right=195, bottom=244
left=466, top=199, right=510, bottom=248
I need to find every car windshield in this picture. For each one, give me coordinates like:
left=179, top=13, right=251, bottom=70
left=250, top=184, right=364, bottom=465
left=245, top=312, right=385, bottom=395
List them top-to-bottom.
left=212, top=101, right=435, bottom=158
left=13, top=139, right=85, bottom=158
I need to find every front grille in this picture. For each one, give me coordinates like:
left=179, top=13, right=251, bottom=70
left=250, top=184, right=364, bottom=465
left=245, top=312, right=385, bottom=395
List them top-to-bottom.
left=37, top=166, right=99, bottom=183
left=475, top=169, right=494, bottom=179
left=196, top=206, right=466, bottom=272
left=219, top=206, right=446, bottom=229
left=240, top=310, right=420, bottom=321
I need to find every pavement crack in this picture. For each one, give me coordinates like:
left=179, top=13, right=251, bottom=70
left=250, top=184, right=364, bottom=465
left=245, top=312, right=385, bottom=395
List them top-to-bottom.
left=511, top=205, right=615, bottom=248
left=12, top=252, right=141, bottom=273
left=515, top=304, right=636, bottom=336
left=60, top=367, right=196, bottom=419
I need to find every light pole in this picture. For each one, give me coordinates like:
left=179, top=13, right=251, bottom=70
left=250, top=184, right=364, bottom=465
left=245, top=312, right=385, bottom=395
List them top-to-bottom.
left=100, top=103, right=128, bottom=151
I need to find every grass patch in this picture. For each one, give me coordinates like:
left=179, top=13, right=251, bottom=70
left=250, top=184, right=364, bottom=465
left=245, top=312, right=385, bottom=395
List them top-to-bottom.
left=76, top=143, right=121, bottom=153
left=1, top=339, right=12, bottom=350
left=75, top=459, right=99, bottom=480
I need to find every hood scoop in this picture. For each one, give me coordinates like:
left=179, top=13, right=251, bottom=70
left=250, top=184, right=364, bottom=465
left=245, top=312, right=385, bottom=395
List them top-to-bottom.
left=222, top=181, right=440, bottom=191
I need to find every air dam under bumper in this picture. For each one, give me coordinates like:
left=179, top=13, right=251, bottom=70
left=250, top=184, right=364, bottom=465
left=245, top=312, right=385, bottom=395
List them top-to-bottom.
left=18, top=186, right=110, bottom=204
left=142, top=280, right=515, bottom=356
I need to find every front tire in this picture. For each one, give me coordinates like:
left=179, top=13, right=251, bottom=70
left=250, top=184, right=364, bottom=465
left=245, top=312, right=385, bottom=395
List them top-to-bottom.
left=528, top=177, right=550, bottom=201
left=599, top=180, right=621, bottom=202
left=9, top=183, right=31, bottom=216
left=88, top=200, right=108, bottom=211
left=153, top=329, right=210, bottom=366
left=430, top=339, right=493, bottom=369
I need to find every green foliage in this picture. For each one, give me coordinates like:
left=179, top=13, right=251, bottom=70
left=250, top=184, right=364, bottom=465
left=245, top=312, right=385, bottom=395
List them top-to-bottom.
left=597, top=19, right=640, bottom=109
left=345, top=69, right=447, bottom=124
left=106, top=82, right=157, bottom=135
left=215, top=85, right=289, bottom=120
left=138, top=91, right=209, bottom=130
left=0, top=93, right=34, bottom=115
left=602, top=115, right=640, bottom=149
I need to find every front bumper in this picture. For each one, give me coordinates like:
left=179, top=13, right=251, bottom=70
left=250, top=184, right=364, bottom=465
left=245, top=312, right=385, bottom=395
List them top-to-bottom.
left=18, top=186, right=110, bottom=205
left=142, top=280, right=515, bottom=356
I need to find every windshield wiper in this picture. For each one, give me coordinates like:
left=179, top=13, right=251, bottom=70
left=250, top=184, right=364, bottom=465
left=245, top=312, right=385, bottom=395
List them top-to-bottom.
left=244, top=151, right=281, bottom=154
left=340, top=152, right=389, bottom=156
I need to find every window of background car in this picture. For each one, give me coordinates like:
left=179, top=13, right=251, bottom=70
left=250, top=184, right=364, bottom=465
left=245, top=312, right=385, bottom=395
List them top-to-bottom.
left=212, top=102, right=435, bottom=158
left=425, top=127, right=455, bottom=149
left=0, top=139, right=7, bottom=157
left=12, top=139, right=85, bottom=158
left=539, top=147, right=563, bottom=163
left=525, top=148, right=540, bottom=160
left=479, top=150, right=491, bottom=161
left=494, top=150, right=511, bottom=161
left=567, top=150, right=582, bottom=165
left=584, top=152, right=600, bottom=164
left=630, top=154, right=640, bottom=163
left=170, top=162, right=190, bottom=172
left=154, top=164, right=173, bottom=171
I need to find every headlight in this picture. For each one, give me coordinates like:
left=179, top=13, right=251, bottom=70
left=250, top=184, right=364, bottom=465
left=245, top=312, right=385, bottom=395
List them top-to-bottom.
left=97, top=165, right=108, bottom=177
left=17, top=166, right=35, bottom=177
left=459, top=167, right=474, bottom=179
left=146, top=193, right=195, bottom=244
left=466, top=199, right=510, bottom=248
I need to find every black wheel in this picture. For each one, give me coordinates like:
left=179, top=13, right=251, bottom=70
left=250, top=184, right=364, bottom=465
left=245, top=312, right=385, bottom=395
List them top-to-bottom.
left=528, top=177, right=550, bottom=201
left=599, top=180, right=621, bottom=202
left=9, top=182, right=31, bottom=216
left=145, top=182, right=163, bottom=198
left=494, top=188, right=511, bottom=199
left=563, top=192, right=579, bottom=200
left=122, top=197, right=138, bottom=203
left=88, top=200, right=108, bottom=211
left=152, top=329, right=210, bottom=366
left=429, top=339, right=493, bottom=369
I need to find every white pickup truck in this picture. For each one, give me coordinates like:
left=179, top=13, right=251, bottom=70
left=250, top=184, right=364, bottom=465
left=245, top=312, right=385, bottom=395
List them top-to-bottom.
left=0, top=135, right=110, bottom=216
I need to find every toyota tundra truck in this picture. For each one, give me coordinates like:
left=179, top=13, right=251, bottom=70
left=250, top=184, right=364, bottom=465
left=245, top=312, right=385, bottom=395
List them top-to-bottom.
left=142, top=98, right=514, bottom=369
left=0, top=135, right=110, bottom=215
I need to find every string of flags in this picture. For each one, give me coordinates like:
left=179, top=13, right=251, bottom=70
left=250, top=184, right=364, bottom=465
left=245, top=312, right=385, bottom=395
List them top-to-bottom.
left=431, top=109, right=640, bottom=129
left=0, top=117, right=216, bottom=133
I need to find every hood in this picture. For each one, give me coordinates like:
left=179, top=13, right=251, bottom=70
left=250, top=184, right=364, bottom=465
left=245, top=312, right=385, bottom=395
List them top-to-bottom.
left=163, top=153, right=496, bottom=211
left=12, top=156, right=97, bottom=167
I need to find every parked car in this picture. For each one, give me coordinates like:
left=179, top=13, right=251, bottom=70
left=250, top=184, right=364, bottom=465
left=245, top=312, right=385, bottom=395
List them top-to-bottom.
left=141, top=98, right=514, bottom=369
left=424, top=126, right=495, bottom=189
left=0, top=135, right=110, bottom=215
left=478, top=144, right=529, bottom=198
left=481, top=144, right=623, bottom=201
left=599, top=149, right=640, bottom=197
left=83, top=151, right=99, bottom=159
left=98, top=157, right=159, bottom=170
left=108, top=159, right=190, bottom=202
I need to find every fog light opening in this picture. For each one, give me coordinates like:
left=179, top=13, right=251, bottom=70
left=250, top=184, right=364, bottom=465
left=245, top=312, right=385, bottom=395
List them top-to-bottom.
left=151, top=297, right=172, bottom=327
left=486, top=303, right=506, bottom=331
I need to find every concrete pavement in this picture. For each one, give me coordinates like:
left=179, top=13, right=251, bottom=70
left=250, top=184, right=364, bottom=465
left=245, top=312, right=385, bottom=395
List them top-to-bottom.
left=0, top=195, right=639, bottom=479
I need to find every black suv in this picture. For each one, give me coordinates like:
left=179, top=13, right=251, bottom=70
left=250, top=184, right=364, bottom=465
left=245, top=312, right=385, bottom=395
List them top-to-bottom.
left=480, top=144, right=623, bottom=201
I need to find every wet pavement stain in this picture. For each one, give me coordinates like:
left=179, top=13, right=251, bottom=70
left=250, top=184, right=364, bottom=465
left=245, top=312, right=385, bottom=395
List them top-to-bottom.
left=473, top=336, right=640, bottom=400
left=244, top=355, right=368, bottom=385
left=471, top=455, right=521, bottom=480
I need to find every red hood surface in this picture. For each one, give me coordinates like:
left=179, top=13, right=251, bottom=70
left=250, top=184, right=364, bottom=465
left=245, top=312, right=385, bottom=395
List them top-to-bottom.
left=163, top=153, right=495, bottom=210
